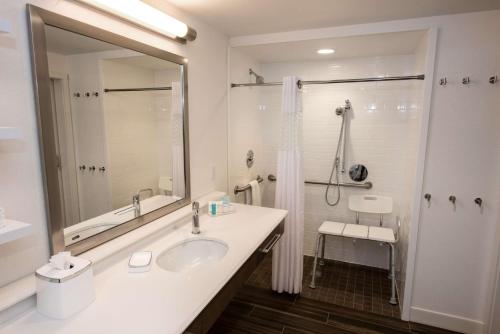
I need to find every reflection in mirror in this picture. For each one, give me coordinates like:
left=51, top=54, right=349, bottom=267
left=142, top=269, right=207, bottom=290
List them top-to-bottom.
left=43, top=25, right=186, bottom=247
left=349, top=164, right=368, bottom=182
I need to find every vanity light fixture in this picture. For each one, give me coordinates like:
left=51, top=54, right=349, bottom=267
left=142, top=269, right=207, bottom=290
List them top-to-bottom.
left=76, top=0, right=197, bottom=43
left=317, top=48, right=335, bottom=55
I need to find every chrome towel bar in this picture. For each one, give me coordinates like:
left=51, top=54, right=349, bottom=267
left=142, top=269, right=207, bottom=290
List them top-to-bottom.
left=267, top=174, right=372, bottom=189
left=234, top=175, right=264, bottom=195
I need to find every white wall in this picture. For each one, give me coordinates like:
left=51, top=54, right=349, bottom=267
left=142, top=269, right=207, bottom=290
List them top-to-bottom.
left=0, top=0, right=228, bottom=288
left=409, top=12, right=500, bottom=333
left=67, top=52, right=112, bottom=220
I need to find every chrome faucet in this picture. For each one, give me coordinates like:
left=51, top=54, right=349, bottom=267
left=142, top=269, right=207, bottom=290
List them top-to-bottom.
left=132, top=188, right=154, bottom=217
left=192, top=201, right=200, bottom=234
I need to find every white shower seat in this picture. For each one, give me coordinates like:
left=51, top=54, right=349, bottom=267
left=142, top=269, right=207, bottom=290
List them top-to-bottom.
left=309, top=195, right=398, bottom=305
left=317, top=221, right=394, bottom=242
left=318, top=221, right=345, bottom=235
left=342, top=223, right=369, bottom=239
left=368, top=226, right=396, bottom=243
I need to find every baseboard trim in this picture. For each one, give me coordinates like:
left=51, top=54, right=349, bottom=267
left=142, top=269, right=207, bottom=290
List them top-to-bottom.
left=410, top=306, right=485, bottom=334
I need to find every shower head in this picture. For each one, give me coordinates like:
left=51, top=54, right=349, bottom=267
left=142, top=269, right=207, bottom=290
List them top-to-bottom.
left=249, top=68, right=264, bottom=84
left=335, top=107, right=345, bottom=116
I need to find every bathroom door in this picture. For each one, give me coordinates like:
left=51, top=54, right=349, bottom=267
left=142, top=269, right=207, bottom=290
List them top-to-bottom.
left=49, top=77, right=81, bottom=227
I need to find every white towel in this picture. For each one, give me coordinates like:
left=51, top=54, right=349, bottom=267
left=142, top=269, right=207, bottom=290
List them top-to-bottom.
left=249, top=180, right=261, bottom=206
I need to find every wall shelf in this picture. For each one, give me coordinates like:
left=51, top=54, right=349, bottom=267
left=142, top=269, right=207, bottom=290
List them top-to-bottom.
left=0, top=19, right=11, bottom=34
left=0, top=127, right=21, bottom=140
left=0, top=220, right=32, bottom=245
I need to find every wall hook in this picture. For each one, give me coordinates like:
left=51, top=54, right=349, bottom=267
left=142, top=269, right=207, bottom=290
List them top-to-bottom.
left=489, top=76, right=498, bottom=84
left=462, top=77, right=470, bottom=85
left=439, top=78, right=447, bottom=86
left=73, top=92, right=81, bottom=98
left=85, top=92, right=91, bottom=97
left=92, top=92, right=99, bottom=97
left=78, top=165, right=86, bottom=171
left=89, top=166, right=96, bottom=171
left=99, top=166, right=106, bottom=172
left=424, top=193, right=431, bottom=208
left=449, top=195, right=456, bottom=211
left=474, top=197, right=483, bottom=214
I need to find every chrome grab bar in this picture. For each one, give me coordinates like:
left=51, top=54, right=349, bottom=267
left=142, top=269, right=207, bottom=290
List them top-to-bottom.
left=267, top=174, right=372, bottom=189
left=234, top=175, right=264, bottom=195
left=259, top=233, right=281, bottom=254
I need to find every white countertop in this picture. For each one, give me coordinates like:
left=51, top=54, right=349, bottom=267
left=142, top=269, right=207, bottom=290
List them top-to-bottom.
left=0, top=203, right=287, bottom=334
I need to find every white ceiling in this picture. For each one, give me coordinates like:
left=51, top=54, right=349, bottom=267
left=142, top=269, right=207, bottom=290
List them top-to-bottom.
left=166, top=0, right=500, bottom=36
left=45, top=25, right=120, bottom=55
left=45, top=26, right=179, bottom=70
left=236, top=30, right=426, bottom=63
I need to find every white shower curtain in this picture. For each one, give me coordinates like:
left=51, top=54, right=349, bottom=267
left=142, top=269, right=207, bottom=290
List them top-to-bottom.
left=272, top=76, right=305, bottom=294
left=170, top=82, right=185, bottom=198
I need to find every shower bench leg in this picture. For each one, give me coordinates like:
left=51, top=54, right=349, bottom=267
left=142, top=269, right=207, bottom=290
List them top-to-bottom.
left=309, top=233, right=323, bottom=289
left=309, top=233, right=398, bottom=306
left=319, top=234, right=326, bottom=266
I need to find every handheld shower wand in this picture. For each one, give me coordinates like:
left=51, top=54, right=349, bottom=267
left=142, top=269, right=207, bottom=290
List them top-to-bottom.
left=325, top=100, right=351, bottom=206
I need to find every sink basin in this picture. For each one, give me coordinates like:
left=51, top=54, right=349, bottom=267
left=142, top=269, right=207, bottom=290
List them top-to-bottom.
left=156, top=238, right=228, bottom=272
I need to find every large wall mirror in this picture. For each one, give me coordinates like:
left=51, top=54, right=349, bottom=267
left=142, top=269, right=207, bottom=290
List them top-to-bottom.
left=27, top=5, right=190, bottom=255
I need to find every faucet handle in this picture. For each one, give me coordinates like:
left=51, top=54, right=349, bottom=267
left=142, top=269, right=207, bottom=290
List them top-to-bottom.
left=132, top=194, right=140, bottom=204
left=192, top=201, right=199, bottom=214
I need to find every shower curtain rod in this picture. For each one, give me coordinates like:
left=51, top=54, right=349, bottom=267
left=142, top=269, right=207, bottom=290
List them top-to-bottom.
left=231, top=74, right=425, bottom=88
left=104, top=87, right=172, bottom=92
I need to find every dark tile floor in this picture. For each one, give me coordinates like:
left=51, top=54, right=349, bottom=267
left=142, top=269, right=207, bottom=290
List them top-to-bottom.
left=246, top=254, right=401, bottom=318
left=209, top=284, right=461, bottom=334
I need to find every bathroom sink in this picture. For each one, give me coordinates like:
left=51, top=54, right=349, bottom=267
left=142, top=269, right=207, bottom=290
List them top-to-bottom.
left=156, top=238, right=228, bottom=272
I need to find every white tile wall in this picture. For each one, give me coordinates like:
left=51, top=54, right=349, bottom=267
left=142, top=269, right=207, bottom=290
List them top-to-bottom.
left=228, top=48, right=266, bottom=204
left=230, top=54, right=424, bottom=269
left=102, top=60, right=164, bottom=209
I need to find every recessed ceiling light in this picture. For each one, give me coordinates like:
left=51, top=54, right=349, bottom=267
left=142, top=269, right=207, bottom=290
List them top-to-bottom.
left=317, top=49, right=335, bottom=55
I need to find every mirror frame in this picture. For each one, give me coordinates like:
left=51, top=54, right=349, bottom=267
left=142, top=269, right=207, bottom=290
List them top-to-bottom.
left=27, top=5, right=191, bottom=255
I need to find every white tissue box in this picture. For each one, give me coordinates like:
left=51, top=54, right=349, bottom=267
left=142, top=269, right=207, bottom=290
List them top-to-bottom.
left=36, top=256, right=95, bottom=319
